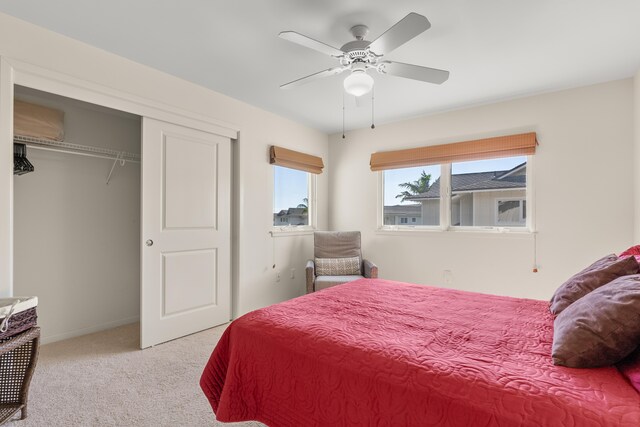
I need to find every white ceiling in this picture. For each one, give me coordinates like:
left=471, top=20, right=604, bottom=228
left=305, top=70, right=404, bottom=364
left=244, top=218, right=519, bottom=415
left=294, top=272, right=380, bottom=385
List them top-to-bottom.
left=1, top=0, right=639, bottom=134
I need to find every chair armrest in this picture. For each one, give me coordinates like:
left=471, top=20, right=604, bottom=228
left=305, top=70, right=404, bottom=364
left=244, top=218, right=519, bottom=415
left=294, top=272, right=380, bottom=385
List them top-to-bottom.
left=305, top=259, right=315, bottom=294
left=363, top=259, right=378, bottom=279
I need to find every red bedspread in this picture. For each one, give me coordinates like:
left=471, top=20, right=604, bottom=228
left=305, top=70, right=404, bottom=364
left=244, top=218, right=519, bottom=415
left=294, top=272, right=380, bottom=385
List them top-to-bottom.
left=200, top=279, right=640, bottom=426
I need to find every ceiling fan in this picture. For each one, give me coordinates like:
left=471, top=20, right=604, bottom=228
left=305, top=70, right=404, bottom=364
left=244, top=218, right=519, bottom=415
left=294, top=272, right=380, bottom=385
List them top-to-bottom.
left=279, top=12, right=450, bottom=97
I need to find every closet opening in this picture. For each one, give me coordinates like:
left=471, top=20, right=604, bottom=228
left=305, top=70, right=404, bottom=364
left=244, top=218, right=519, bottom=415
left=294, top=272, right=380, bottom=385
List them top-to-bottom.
left=12, top=85, right=142, bottom=344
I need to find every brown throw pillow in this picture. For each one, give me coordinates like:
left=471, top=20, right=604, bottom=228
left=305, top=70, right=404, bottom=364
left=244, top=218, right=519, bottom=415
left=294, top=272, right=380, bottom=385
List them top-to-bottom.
left=549, top=254, right=638, bottom=314
left=552, top=274, right=640, bottom=368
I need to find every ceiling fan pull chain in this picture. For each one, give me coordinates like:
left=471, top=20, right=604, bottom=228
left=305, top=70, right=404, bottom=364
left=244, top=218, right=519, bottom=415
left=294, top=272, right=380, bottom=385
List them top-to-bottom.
left=371, top=87, right=375, bottom=130
left=342, top=90, right=346, bottom=139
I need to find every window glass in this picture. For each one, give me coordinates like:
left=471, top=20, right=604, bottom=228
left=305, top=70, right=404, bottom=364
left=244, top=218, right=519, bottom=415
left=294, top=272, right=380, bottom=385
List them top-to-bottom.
left=450, top=156, right=526, bottom=227
left=383, top=165, right=441, bottom=226
left=273, top=166, right=309, bottom=226
left=497, top=199, right=526, bottom=225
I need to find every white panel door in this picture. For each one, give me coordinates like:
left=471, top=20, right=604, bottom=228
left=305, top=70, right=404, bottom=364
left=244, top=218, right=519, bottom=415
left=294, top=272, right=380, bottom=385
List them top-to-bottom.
left=141, top=118, right=231, bottom=348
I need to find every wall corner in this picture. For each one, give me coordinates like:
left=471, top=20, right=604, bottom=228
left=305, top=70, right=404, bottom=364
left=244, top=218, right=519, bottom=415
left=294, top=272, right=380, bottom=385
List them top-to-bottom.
left=634, top=69, right=640, bottom=242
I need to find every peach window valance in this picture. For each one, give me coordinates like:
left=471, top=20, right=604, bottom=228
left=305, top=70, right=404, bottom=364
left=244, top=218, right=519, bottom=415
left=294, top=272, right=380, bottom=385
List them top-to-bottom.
left=370, top=132, right=537, bottom=171
left=270, top=145, right=324, bottom=174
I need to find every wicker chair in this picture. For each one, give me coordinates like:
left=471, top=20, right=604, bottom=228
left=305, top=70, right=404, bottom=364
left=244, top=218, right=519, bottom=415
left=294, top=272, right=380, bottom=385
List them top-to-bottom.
left=305, top=231, right=378, bottom=293
left=0, top=327, right=40, bottom=424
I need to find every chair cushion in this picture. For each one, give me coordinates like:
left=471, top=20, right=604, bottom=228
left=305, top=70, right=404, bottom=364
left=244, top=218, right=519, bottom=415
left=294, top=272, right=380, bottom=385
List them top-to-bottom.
left=314, top=231, right=361, bottom=259
left=315, top=256, right=361, bottom=276
left=315, top=275, right=364, bottom=291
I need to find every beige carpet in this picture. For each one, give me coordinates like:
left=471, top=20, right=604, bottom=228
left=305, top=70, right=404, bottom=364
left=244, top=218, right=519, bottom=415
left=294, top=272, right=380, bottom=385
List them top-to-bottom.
left=6, top=323, right=264, bottom=427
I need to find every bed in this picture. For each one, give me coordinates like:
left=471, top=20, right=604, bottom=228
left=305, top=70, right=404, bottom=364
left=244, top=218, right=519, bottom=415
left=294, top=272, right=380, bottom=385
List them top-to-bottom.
left=200, top=278, right=640, bottom=426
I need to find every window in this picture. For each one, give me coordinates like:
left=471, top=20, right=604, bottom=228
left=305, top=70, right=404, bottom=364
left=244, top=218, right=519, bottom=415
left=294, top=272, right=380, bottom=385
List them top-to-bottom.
left=374, top=133, right=535, bottom=231
left=380, top=155, right=530, bottom=231
left=450, top=156, right=527, bottom=228
left=382, top=164, right=440, bottom=226
left=273, top=165, right=314, bottom=228
left=496, top=199, right=526, bottom=225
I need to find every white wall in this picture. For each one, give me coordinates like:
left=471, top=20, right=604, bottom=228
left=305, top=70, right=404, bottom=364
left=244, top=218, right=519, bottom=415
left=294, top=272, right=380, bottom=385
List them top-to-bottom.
left=0, top=13, right=329, bottom=323
left=329, top=79, right=634, bottom=300
left=13, top=88, right=141, bottom=342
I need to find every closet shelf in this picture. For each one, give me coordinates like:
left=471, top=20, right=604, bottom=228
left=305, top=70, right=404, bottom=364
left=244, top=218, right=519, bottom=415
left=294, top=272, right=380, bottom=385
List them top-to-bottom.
left=14, top=135, right=140, bottom=163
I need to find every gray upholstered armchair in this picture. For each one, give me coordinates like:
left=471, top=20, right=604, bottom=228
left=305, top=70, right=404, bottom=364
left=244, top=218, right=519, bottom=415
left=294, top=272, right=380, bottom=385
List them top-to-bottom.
left=306, top=231, right=378, bottom=293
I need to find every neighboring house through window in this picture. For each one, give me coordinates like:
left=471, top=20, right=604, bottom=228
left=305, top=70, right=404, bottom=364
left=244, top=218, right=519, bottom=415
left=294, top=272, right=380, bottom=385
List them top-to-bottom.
left=374, top=132, right=536, bottom=232
left=381, top=156, right=530, bottom=230
left=382, top=164, right=438, bottom=226
left=273, top=165, right=315, bottom=228
left=496, top=198, right=526, bottom=225
left=383, top=204, right=422, bottom=225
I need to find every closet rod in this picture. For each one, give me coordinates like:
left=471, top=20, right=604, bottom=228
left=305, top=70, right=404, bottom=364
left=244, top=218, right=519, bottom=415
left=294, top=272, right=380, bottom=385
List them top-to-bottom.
left=13, top=135, right=140, bottom=163
left=25, top=144, right=140, bottom=164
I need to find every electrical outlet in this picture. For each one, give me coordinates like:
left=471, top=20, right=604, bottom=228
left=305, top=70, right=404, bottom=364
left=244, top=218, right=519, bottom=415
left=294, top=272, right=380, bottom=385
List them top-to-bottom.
left=290, top=268, right=295, bottom=279
left=276, top=271, right=281, bottom=282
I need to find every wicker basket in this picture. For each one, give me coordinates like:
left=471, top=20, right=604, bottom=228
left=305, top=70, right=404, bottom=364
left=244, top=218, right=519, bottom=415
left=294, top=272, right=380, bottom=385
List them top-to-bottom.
left=0, top=298, right=38, bottom=340
left=0, top=308, right=37, bottom=341
left=0, top=327, right=40, bottom=424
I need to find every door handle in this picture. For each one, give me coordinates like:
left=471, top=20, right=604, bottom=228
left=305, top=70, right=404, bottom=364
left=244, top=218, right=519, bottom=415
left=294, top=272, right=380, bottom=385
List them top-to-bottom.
left=145, top=239, right=154, bottom=247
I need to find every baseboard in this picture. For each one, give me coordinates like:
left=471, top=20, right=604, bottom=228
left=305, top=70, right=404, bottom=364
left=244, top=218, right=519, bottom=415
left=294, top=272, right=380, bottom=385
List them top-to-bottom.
left=41, top=315, right=140, bottom=345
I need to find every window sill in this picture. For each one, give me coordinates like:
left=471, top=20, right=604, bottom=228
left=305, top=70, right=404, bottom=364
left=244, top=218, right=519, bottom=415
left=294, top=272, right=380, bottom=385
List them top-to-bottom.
left=376, top=226, right=535, bottom=237
left=270, top=227, right=315, bottom=237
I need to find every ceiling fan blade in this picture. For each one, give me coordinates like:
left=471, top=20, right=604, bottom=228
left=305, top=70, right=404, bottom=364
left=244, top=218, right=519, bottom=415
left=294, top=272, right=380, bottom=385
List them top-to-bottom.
left=368, top=13, right=431, bottom=56
left=279, top=31, right=344, bottom=57
left=379, top=61, right=449, bottom=85
left=280, top=66, right=347, bottom=90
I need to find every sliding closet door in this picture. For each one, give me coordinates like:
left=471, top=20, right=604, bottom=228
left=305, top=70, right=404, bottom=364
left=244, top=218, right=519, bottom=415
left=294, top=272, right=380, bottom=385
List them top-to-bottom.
left=141, top=118, right=231, bottom=348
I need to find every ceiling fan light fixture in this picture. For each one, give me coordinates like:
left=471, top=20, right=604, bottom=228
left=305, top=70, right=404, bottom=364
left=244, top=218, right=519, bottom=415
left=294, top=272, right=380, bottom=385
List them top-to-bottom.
left=343, top=70, right=374, bottom=97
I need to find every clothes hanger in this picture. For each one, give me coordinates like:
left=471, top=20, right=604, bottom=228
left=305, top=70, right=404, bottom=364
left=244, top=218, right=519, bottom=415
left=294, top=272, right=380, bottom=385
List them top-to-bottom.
left=14, top=143, right=34, bottom=175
